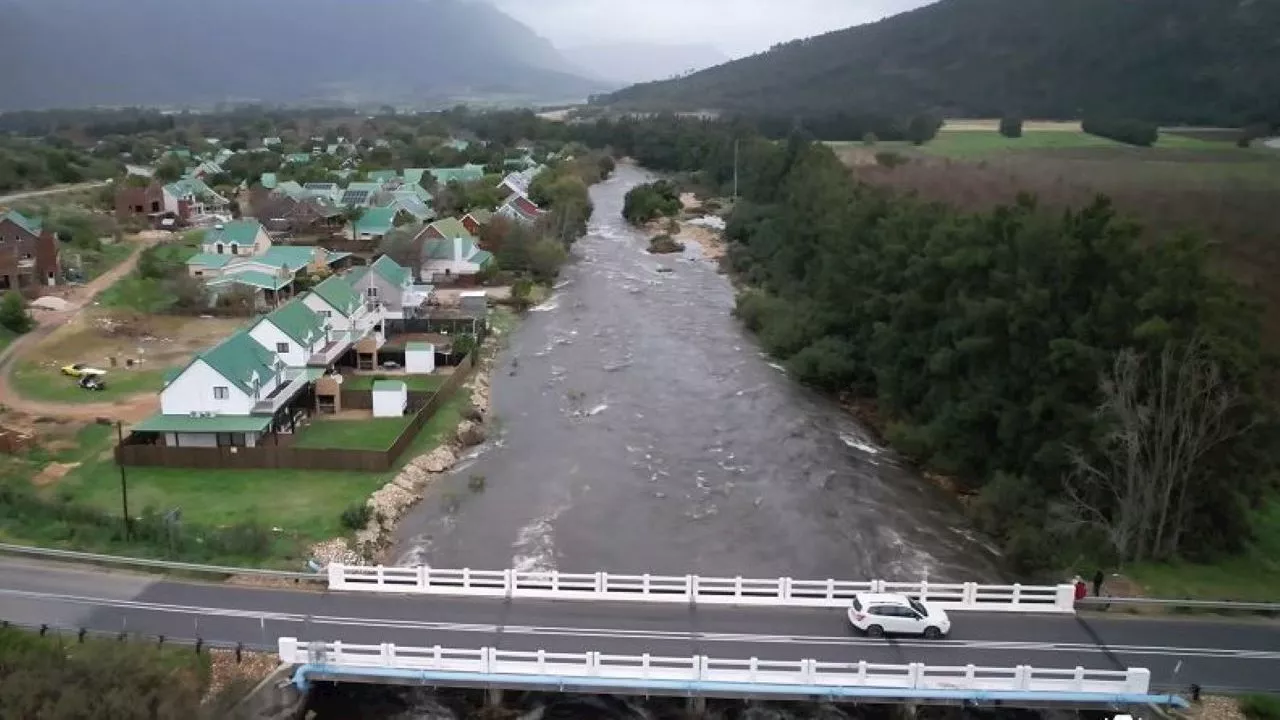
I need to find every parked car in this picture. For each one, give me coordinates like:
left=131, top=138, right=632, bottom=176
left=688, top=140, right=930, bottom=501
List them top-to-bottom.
left=61, top=363, right=106, bottom=377
left=78, top=374, right=106, bottom=391
left=847, top=592, right=951, bottom=638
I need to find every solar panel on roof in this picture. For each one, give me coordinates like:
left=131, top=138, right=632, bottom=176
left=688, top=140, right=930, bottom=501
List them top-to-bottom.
left=341, top=190, right=370, bottom=206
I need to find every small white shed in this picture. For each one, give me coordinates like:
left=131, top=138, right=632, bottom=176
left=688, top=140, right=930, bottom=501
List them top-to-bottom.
left=459, top=290, right=488, bottom=314
left=405, top=341, right=436, bottom=374
left=371, top=380, right=407, bottom=417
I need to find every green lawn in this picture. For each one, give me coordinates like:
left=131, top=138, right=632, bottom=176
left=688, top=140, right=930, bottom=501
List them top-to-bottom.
left=76, top=241, right=135, bottom=281
left=10, top=362, right=165, bottom=403
left=341, top=373, right=446, bottom=392
left=293, top=415, right=415, bottom=450
left=1125, top=498, right=1280, bottom=602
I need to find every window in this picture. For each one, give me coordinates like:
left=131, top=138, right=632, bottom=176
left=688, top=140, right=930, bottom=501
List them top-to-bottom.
left=215, top=242, right=224, bottom=254
left=230, top=243, right=239, bottom=255
left=193, top=270, right=203, bottom=277
left=366, top=287, right=378, bottom=298
left=319, top=310, right=332, bottom=318
left=276, top=342, right=289, bottom=354
left=213, top=386, right=229, bottom=399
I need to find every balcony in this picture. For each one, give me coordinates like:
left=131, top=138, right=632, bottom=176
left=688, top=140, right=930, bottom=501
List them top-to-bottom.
left=307, top=331, right=357, bottom=367
left=250, top=368, right=312, bottom=416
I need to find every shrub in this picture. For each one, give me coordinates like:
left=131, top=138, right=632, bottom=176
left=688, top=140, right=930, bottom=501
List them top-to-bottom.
left=905, top=113, right=943, bottom=145
left=999, top=114, right=1023, bottom=139
left=1082, top=116, right=1158, bottom=146
left=862, top=132, right=878, bottom=146
left=875, top=151, right=908, bottom=169
left=622, top=180, right=681, bottom=225
left=647, top=234, right=685, bottom=254
left=0, top=291, right=34, bottom=334
left=339, top=503, right=371, bottom=531
left=1242, top=694, right=1280, bottom=720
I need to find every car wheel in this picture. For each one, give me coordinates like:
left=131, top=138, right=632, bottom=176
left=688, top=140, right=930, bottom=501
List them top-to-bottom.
left=865, top=624, right=884, bottom=638
left=923, top=626, right=943, bottom=639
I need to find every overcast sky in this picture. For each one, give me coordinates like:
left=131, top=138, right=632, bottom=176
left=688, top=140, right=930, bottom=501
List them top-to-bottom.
left=488, top=0, right=935, bottom=57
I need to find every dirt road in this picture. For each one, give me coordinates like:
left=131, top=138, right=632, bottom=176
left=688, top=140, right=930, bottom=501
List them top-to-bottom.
left=0, top=181, right=110, bottom=205
left=0, top=232, right=167, bottom=422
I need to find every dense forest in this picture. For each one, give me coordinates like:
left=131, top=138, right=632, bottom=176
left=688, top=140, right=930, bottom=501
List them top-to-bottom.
left=602, top=0, right=1280, bottom=127
left=557, top=115, right=1276, bottom=572
left=0, top=136, right=120, bottom=193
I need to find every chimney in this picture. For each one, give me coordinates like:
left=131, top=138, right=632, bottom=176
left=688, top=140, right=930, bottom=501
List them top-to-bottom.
left=452, top=235, right=462, bottom=261
left=311, top=246, right=325, bottom=271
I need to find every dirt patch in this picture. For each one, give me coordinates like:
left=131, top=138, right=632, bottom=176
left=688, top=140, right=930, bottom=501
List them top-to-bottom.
left=680, top=192, right=703, bottom=211
left=675, top=222, right=726, bottom=261
left=27, top=311, right=245, bottom=371
left=30, top=461, right=78, bottom=487
left=204, top=648, right=279, bottom=704
left=1188, top=696, right=1245, bottom=720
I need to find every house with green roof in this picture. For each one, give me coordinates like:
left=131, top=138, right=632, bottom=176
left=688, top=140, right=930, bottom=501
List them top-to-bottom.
left=284, top=153, right=312, bottom=165
left=428, top=165, right=485, bottom=186
left=366, top=170, right=399, bottom=184
left=258, top=172, right=279, bottom=190
left=163, top=176, right=229, bottom=219
left=348, top=205, right=410, bottom=241
left=415, top=218, right=493, bottom=281
left=188, top=219, right=353, bottom=307
left=345, top=255, right=431, bottom=320
left=299, top=275, right=385, bottom=365
left=247, top=298, right=332, bottom=367
left=138, top=330, right=318, bottom=447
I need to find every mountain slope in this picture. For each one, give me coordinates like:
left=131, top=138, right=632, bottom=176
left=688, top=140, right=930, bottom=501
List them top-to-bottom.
left=0, top=0, right=607, bottom=110
left=603, top=0, right=1280, bottom=125
left=563, top=42, right=730, bottom=85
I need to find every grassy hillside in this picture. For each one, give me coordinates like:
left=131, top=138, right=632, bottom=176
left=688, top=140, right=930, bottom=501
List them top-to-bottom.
left=605, top=0, right=1280, bottom=126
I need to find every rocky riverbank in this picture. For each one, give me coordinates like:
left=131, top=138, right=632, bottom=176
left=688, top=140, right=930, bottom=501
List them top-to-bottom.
left=306, top=320, right=504, bottom=568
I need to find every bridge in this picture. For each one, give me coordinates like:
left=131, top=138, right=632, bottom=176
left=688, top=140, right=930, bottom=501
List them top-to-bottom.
left=1, top=550, right=1278, bottom=709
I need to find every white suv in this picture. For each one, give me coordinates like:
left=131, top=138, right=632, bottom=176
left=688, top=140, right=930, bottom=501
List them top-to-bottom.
left=846, top=592, right=951, bottom=638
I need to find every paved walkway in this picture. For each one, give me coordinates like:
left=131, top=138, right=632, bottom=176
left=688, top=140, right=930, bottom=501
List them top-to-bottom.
left=0, top=233, right=167, bottom=422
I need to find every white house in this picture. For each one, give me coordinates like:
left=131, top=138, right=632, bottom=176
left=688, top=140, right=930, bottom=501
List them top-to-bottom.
left=415, top=217, right=494, bottom=280
left=299, top=275, right=385, bottom=368
left=247, top=299, right=330, bottom=368
left=133, top=330, right=315, bottom=447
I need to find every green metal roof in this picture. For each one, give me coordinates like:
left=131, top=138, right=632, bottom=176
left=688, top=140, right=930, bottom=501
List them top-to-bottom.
left=284, top=153, right=311, bottom=164
left=429, top=166, right=484, bottom=185
left=402, top=168, right=427, bottom=185
left=366, top=170, right=398, bottom=183
left=259, top=172, right=278, bottom=189
left=276, top=180, right=304, bottom=198
left=345, top=181, right=382, bottom=194
left=355, top=206, right=396, bottom=235
left=466, top=209, right=493, bottom=224
left=1, top=210, right=43, bottom=236
left=427, top=217, right=471, bottom=240
left=205, top=220, right=262, bottom=248
left=423, top=238, right=453, bottom=260
left=470, top=249, right=494, bottom=267
left=187, top=253, right=234, bottom=268
left=370, top=255, right=412, bottom=288
left=345, top=265, right=371, bottom=285
left=208, top=270, right=291, bottom=291
left=310, top=276, right=362, bottom=317
left=263, top=299, right=325, bottom=346
left=191, top=330, right=280, bottom=396
left=405, top=341, right=434, bottom=351
left=372, top=380, right=407, bottom=392
left=133, top=413, right=273, bottom=433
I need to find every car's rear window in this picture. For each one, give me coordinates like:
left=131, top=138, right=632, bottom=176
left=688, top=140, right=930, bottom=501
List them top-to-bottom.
left=851, top=597, right=863, bottom=612
left=908, top=598, right=926, bottom=615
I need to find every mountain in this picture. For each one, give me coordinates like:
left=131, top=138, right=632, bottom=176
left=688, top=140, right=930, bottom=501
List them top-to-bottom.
left=0, top=0, right=608, bottom=111
left=603, top=0, right=1280, bottom=126
left=561, top=42, right=731, bottom=85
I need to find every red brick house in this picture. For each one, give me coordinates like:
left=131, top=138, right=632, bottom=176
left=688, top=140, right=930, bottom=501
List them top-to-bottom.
left=114, top=183, right=169, bottom=224
left=460, top=209, right=493, bottom=236
left=0, top=210, right=61, bottom=289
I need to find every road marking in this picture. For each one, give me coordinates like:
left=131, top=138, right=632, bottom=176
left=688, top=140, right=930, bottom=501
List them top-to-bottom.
left=1, top=587, right=1278, bottom=661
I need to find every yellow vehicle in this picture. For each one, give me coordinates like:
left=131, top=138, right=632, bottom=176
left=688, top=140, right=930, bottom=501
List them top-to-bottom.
left=61, top=363, right=106, bottom=377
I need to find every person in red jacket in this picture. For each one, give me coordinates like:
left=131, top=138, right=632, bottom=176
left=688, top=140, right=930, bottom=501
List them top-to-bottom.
left=1073, top=576, right=1088, bottom=604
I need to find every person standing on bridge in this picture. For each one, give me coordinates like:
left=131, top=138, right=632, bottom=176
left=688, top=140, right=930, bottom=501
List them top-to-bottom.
left=1092, top=569, right=1105, bottom=596
left=1073, top=576, right=1087, bottom=605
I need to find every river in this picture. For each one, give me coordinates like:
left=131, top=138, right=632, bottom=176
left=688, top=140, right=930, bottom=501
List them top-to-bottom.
left=391, top=163, right=1002, bottom=582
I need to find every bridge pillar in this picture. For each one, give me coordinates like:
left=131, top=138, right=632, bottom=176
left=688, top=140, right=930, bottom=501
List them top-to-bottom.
left=486, top=687, right=504, bottom=708
left=685, top=696, right=706, bottom=716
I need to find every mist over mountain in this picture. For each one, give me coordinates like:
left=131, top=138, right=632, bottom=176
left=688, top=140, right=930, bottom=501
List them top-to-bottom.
left=0, top=0, right=609, bottom=111
left=562, top=42, right=731, bottom=85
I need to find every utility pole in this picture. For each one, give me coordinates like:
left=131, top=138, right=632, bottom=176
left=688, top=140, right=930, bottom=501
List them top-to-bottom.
left=115, top=421, right=131, bottom=540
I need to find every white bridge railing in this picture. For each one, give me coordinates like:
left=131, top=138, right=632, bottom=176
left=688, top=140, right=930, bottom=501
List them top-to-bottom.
left=327, top=565, right=1076, bottom=612
left=279, top=638, right=1151, bottom=695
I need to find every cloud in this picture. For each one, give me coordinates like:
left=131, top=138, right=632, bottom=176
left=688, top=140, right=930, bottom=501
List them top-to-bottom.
left=487, top=0, right=934, bottom=56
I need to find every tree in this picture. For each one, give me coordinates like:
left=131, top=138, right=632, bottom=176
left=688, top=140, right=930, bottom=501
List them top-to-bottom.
left=905, top=113, right=943, bottom=145
left=999, top=114, right=1023, bottom=138
left=862, top=132, right=878, bottom=146
left=153, top=156, right=185, bottom=183
left=341, top=206, right=366, bottom=241
left=378, top=227, right=422, bottom=277
left=0, top=292, right=34, bottom=333
left=1062, top=340, right=1254, bottom=563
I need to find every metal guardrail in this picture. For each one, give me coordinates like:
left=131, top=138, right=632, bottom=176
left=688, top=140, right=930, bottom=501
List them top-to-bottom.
left=0, top=542, right=322, bottom=581
left=1076, top=596, right=1280, bottom=612
left=279, top=638, right=1154, bottom=695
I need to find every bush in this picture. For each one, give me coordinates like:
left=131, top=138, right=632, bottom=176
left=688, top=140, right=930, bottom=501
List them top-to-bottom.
left=905, top=113, right=943, bottom=145
left=999, top=114, right=1023, bottom=139
left=1082, top=116, right=1158, bottom=146
left=862, top=132, right=878, bottom=146
left=875, top=151, right=908, bottom=168
left=622, top=180, right=682, bottom=225
left=647, top=234, right=685, bottom=254
left=0, top=291, right=34, bottom=334
left=339, top=503, right=371, bottom=531
left=1242, top=695, right=1280, bottom=720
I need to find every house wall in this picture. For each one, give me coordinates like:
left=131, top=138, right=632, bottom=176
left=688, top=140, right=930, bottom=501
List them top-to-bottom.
left=114, top=184, right=167, bottom=221
left=0, top=219, right=60, bottom=288
left=201, top=227, right=272, bottom=257
left=425, top=259, right=484, bottom=277
left=352, top=272, right=403, bottom=315
left=301, top=294, right=351, bottom=333
left=249, top=320, right=317, bottom=368
left=405, top=347, right=435, bottom=373
left=160, top=358, right=279, bottom=415
left=163, top=432, right=263, bottom=448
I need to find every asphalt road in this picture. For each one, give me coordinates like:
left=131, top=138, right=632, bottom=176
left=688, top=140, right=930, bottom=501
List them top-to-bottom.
left=1, top=558, right=1276, bottom=693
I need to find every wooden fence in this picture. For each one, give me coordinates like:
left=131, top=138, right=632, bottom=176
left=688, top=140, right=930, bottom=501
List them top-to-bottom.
left=115, top=353, right=477, bottom=473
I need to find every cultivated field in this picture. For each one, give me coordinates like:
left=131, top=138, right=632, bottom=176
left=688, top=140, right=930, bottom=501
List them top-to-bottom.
left=834, top=123, right=1280, bottom=346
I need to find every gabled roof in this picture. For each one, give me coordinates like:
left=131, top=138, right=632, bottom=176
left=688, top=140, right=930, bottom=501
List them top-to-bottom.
left=284, top=153, right=311, bottom=164
left=429, top=166, right=485, bottom=185
left=402, top=168, right=428, bottom=185
left=366, top=170, right=398, bottom=183
left=165, top=176, right=223, bottom=202
left=276, top=180, right=305, bottom=198
left=345, top=181, right=383, bottom=194
left=388, top=193, right=433, bottom=221
left=354, top=206, right=397, bottom=235
left=464, top=209, right=493, bottom=225
left=1, top=210, right=43, bottom=236
left=426, top=216, right=471, bottom=239
left=204, top=220, right=262, bottom=247
left=253, top=245, right=347, bottom=273
left=186, top=253, right=234, bottom=268
left=369, top=255, right=412, bottom=288
left=207, top=270, right=292, bottom=291
left=309, top=276, right=362, bottom=317
left=261, top=299, right=326, bottom=346
left=189, top=330, right=280, bottom=396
